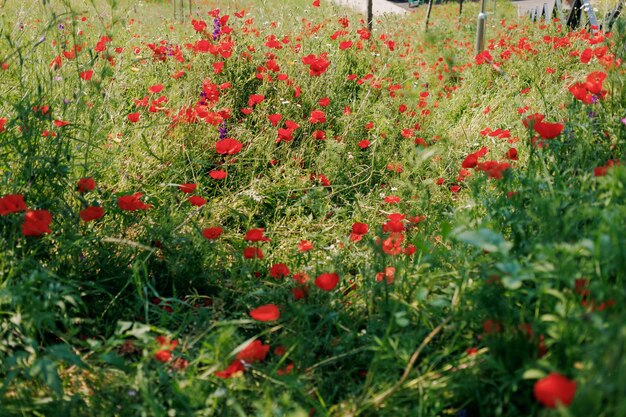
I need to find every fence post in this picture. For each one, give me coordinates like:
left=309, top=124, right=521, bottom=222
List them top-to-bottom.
left=367, top=0, right=373, bottom=32
left=425, top=0, right=434, bottom=30
left=475, top=0, right=487, bottom=53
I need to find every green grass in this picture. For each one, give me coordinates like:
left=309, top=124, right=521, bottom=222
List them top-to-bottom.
left=0, top=0, right=625, bottom=415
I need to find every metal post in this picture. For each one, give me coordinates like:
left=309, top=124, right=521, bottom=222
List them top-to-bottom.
left=367, top=0, right=373, bottom=32
left=425, top=0, right=434, bottom=30
left=459, top=0, right=463, bottom=16
left=475, top=0, right=487, bottom=53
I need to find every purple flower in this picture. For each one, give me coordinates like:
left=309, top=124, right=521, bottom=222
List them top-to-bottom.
left=212, top=18, right=221, bottom=41
left=621, top=117, right=626, bottom=126
left=218, top=122, right=228, bottom=140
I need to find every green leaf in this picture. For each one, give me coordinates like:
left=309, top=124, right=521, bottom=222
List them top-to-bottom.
left=455, top=227, right=512, bottom=255
left=394, top=312, right=410, bottom=327
left=29, top=357, right=62, bottom=396
left=522, top=369, right=546, bottom=380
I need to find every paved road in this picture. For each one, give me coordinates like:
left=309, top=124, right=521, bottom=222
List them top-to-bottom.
left=330, top=0, right=408, bottom=15
left=334, top=0, right=574, bottom=17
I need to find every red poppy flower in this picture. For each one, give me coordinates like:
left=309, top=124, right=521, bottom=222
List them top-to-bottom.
left=192, top=19, right=207, bottom=32
left=339, top=41, right=353, bottom=50
left=301, top=53, right=330, bottom=76
left=79, top=70, right=94, bottom=80
left=171, top=70, right=185, bottom=79
left=584, top=71, right=606, bottom=94
left=569, top=82, right=593, bottom=104
left=148, top=84, right=164, bottom=94
left=248, top=94, right=264, bottom=107
left=318, top=97, right=330, bottom=107
left=309, top=110, right=326, bottom=123
left=128, top=113, right=141, bottom=123
left=268, top=113, right=283, bottom=126
left=522, top=113, right=545, bottom=129
left=53, top=120, right=70, bottom=127
left=534, top=120, right=564, bottom=140
left=312, top=130, right=326, bottom=140
left=215, top=138, right=243, bottom=155
left=358, top=140, right=370, bottom=149
left=505, top=148, right=518, bottom=160
left=462, top=153, right=479, bottom=169
left=476, top=161, right=511, bottom=179
left=209, top=169, right=227, bottom=180
left=76, top=177, right=96, bottom=193
left=179, top=183, right=197, bottom=193
left=118, top=193, right=152, bottom=211
left=0, top=194, right=27, bottom=215
left=189, top=195, right=206, bottom=206
left=384, top=195, right=401, bottom=204
left=80, top=206, right=104, bottom=222
left=22, top=209, right=52, bottom=236
left=382, top=219, right=404, bottom=233
left=351, top=222, right=369, bottom=235
left=202, top=227, right=223, bottom=240
left=245, top=228, right=270, bottom=242
left=382, top=233, right=404, bottom=255
left=298, top=240, right=313, bottom=252
left=404, top=244, right=416, bottom=255
left=243, top=246, right=263, bottom=259
left=269, top=263, right=290, bottom=279
left=376, top=266, right=396, bottom=284
left=292, top=272, right=310, bottom=284
left=314, top=273, right=339, bottom=291
left=292, top=286, right=308, bottom=300
left=249, top=304, right=280, bottom=321
left=482, top=319, right=502, bottom=334
left=156, top=335, right=178, bottom=349
left=236, top=340, right=270, bottom=363
left=154, top=350, right=172, bottom=363
left=215, top=359, right=245, bottom=378
left=277, top=363, right=294, bottom=375
left=534, top=373, right=577, bottom=408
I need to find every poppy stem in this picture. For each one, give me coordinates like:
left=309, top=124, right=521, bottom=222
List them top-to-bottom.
left=361, top=315, right=452, bottom=411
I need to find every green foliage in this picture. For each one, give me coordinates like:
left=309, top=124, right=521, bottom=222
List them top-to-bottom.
left=0, top=0, right=625, bottom=415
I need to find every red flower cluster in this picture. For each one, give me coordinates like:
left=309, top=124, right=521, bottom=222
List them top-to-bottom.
left=302, top=53, right=330, bottom=76
left=569, top=71, right=607, bottom=104
left=523, top=113, right=564, bottom=140
left=594, top=159, right=619, bottom=177
left=118, top=193, right=152, bottom=211
left=0, top=194, right=27, bottom=215
left=22, top=210, right=53, bottom=236
left=350, top=222, right=369, bottom=242
left=269, top=263, right=290, bottom=279
left=154, top=335, right=181, bottom=364
left=215, top=339, right=270, bottom=379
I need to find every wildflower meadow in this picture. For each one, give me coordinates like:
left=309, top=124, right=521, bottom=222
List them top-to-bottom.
left=0, top=0, right=625, bottom=415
